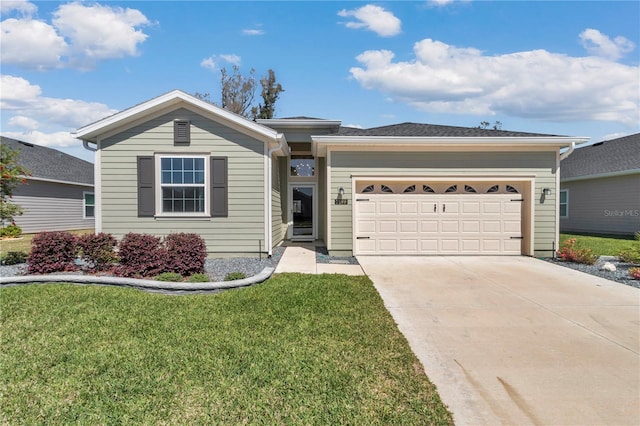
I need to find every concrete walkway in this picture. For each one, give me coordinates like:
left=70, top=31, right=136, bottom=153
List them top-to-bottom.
left=274, top=243, right=364, bottom=275
left=359, top=256, right=640, bottom=426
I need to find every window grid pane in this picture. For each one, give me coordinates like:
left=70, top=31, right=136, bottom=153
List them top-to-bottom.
left=160, top=157, right=206, bottom=213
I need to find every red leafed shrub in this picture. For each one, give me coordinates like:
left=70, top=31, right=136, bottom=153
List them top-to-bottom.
left=28, top=231, right=78, bottom=274
left=77, top=232, right=118, bottom=272
left=115, top=233, right=167, bottom=278
left=165, top=233, right=207, bottom=276
left=557, top=238, right=597, bottom=265
left=629, top=267, right=640, bottom=280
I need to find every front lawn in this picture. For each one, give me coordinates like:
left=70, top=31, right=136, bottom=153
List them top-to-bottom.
left=560, top=233, right=638, bottom=257
left=0, top=274, right=453, bottom=425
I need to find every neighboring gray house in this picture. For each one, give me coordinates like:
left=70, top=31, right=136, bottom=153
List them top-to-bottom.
left=74, top=90, right=587, bottom=258
left=560, top=133, right=640, bottom=236
left=2, top=137, right=95, bottom=233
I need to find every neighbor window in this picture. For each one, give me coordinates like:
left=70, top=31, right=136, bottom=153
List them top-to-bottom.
left=159, top=156, right=206, bottom=214
left=559, top=190, right=568, bottom=218
left=83, top=192, right=95, bottom=218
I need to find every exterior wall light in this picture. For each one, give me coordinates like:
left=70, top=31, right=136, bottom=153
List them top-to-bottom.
left=335, top=187, right=348, bottom=205
left=543, top=188, right=551, bottom=195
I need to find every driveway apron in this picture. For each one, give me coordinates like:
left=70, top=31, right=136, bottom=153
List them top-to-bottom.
left=358, top=256, right=640, bottom=426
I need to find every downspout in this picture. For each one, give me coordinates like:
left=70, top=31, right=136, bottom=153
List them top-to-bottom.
left=266, top=134, right=286, bottom=257
left=83, top=139, right=97, bottom=152
left=559, top=141, right=575, bottom=161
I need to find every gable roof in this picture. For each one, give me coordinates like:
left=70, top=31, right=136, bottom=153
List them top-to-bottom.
left=73, top=90, right=287, bottom=154
left=333, top=122, right=562, bottom=137
left=561, top=133, right=640, bottom=180
left=1, top=136, right=93, bottom=186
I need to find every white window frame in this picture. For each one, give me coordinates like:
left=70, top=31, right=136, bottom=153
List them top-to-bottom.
left=155, top=154, right=210, bottom=217
left=559, top=189, right=569, bottom=218
left=83, top=191, right=95, bottom=219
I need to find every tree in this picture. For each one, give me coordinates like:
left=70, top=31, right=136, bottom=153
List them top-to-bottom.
left=220, top=65, right=257, bottom=118
left=195, top=67, right=284, bottom=120
left=252, top=69, right=284, bottom=120
left=478, top=120, right=503, bottom=130
left=0, top=143, right=30, bottom=231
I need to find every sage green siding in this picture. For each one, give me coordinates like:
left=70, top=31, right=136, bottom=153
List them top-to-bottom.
left=100, top=108, right=267, bottom=255
left=330, top=150, right=558, bottom=256
left=272, top=156, right=286, bottom=246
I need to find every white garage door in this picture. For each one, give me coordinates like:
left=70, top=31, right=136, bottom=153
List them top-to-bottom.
left=355, top=194, right=523, bottom=255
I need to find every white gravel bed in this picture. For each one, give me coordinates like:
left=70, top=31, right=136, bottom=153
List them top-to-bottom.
left=546, top=256, right=639, bottom=289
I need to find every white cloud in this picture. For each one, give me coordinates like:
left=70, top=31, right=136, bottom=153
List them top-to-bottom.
left=0, top=0, right=37, bottom=16
left=0, top=2, right=151, bottom=70
left=338, top=5, right=401, bottom=37
left=1, top=18, right=68, bottom=70
left=243, top=28, right=264, bottom=36
left=579, top=28, right=635, bottom=60
left=349, top=37, right=639, bottom=126
left=200, top=54, right=242, bottom=71
left=1, top=75, right=116, bottom=149
left=7, top=115, right=38, bottom=130
left=344, top=123, right=364, bottom=129
left=2, top=130, right=79, bottom=148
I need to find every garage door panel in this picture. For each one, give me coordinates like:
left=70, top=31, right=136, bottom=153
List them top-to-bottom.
left=354, top=191, right=523, bottom=255
left=379, top=202, right=397, bottom=214
left=399, top=202, right=418, bottom=214
left=462, top=202, right=480, bottom=214
left=358, top=220, right=376, bottom=233
left=378, top=220, right=397, bottom=233
left=399, top=220, right=418, bottom=233
left=462, top=220, right=480, bottom=233
left=441, top=221, right=459, bottom=233
left=378, top=239, right=397, bottom=252
left=399, top=239, right=418, bottom=252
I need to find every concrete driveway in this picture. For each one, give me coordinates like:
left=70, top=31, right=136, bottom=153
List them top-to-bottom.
left=358, top=256, right=640, bottom=426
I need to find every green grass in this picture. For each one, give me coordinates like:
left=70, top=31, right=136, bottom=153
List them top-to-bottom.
left=0, top=229, right=94, bottom=256
left=560, top=233, right=639, bottom=257
left=0, top=274, right=453, bottom=425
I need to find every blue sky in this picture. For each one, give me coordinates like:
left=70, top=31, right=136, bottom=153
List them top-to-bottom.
left=1, top=0, right=638, bottom=162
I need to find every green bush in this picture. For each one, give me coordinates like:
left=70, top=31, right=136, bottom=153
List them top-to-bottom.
left=0, top=224, right=22, bottom=238
left=618, top=232, right=640, bottom=265
left=1, top=251, right=27, bottom=265
left=154, top=272, right=183, bottom=282
left=224, top=272, right=246, bottom=281
left=187, top=273, right=210, bottom=283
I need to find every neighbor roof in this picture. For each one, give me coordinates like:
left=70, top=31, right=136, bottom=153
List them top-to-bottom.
left=333, top=122, right=563, bottom=138
left=561, top=133, right=640, bottom=180
left=1, top=137, right=94, bottom=185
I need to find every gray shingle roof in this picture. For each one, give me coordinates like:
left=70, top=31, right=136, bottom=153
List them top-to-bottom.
left=332, top=122, right=563, bottom=137
left=560, top=133, right=640, bottom=180
left=1, top=137, right=94, bottom=185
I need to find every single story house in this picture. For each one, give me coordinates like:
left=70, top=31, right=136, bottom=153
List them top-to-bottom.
left=73, top=90, right=587, bottom=257
left=560, top=133, right=639, bottom=236
left=2, top=137, right=95, bottom=233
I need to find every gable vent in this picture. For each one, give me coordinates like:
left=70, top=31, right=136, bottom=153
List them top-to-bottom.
left=174, top=120, right=191, bottom=145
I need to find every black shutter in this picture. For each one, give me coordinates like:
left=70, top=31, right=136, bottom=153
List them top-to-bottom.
left=174, top=120, right=190, bottom=145
left=137, top=156, right=155, bottom=217
left=211, top=156, right=228, bottom=217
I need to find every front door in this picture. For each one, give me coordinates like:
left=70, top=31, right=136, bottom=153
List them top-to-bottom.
left=290, top=185, right=315, bottom=240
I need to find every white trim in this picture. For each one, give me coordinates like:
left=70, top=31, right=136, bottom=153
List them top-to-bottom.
left=257, top=118, right=341, bottom=128
left=312, top=136, right=588, bottom=157
left=95, top=141, right=102, bottom=233
left=264, top=143, right=270, bottom=256
left=326, top=149, right=332, bottom=249
left=555, top=150, right=561, bottom=251
left=154, top=154, right=210, bottom=217
left=561, top=168, right=640, bottom=183
left=26, top=176, right=93, bottom=187
left=528, top=179, right=535, bottom=256
left=287, top=183, right=317, bottom=241
left=82, top=191, right=95, bottom=219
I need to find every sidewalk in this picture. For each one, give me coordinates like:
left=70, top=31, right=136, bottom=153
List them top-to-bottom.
left=274, top=243, right=364, bottom=276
